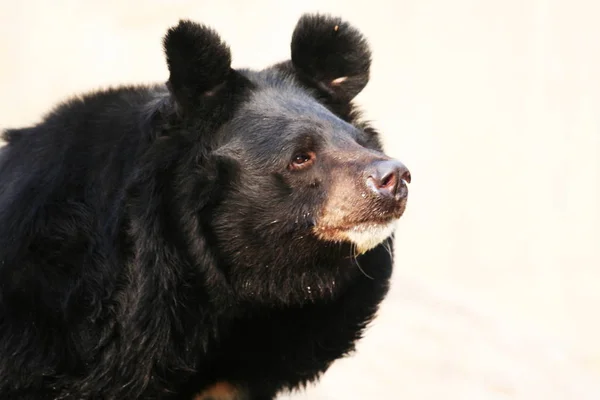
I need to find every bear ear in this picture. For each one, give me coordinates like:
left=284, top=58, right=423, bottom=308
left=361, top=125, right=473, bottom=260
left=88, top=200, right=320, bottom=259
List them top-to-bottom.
left=291, top=14, right=372, bottom=102
left=163, top=20, right=232, bottom=112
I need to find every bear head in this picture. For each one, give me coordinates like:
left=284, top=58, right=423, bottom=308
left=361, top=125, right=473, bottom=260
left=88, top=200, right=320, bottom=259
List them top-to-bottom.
left=135, top=14, right=411, bottom=306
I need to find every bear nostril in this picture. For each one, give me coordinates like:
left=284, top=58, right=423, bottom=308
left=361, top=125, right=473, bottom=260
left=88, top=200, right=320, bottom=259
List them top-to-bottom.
left=366, top=160, right=410, bottom=199
left=400, top=169, right=411, bottom=184
left=378, top=170, right=398, bottom=191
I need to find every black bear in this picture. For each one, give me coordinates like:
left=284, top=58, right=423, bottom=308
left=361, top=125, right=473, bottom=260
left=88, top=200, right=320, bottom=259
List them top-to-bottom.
left=0, top=14, right=411, bottom=400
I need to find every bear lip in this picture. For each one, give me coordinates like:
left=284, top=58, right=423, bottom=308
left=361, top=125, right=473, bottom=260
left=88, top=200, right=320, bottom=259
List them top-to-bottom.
left=314, top=200, right=407, bottom=235
left=315, top=218, right=396, bottom=234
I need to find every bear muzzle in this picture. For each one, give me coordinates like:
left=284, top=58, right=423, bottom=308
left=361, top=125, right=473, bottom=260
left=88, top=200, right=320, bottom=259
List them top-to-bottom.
left=312, top=156, right=411, bottom=253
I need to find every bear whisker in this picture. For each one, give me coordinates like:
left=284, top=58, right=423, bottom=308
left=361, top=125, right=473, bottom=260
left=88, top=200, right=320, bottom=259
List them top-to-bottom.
left=351, top=243, right=374, bottom=280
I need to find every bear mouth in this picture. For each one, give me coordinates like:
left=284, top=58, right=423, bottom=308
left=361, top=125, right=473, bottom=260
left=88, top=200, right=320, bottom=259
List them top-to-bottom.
left=314, top=218, right=399, bottom=255
left=341, top=220, right=398, bottom=254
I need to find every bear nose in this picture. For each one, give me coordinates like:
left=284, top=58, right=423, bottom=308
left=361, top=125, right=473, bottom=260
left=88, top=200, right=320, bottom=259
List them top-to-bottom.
left=366, top=160, right=411, bottom=199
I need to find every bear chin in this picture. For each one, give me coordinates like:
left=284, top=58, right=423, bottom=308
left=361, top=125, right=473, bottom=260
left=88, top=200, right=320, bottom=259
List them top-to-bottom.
left=345, top=220, right=398, bottom=254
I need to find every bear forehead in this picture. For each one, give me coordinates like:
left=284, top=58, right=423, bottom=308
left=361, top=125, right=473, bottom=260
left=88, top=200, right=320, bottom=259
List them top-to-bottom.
left=238, top=69, right=340, bottom=122
left=230, top=75, right=355, bottom=138
left=229, top=89, right=359, bottom=147
left=242, top=89, right=333, bottom=125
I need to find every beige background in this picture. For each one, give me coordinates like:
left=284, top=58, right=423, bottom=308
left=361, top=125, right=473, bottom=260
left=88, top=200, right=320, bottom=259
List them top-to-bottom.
left=1, top=1, right=599, bottom=399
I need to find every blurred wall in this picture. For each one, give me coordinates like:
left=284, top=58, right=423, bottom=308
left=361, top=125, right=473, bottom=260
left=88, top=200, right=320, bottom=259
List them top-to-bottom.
left=1, top=1, right=599, bottom=399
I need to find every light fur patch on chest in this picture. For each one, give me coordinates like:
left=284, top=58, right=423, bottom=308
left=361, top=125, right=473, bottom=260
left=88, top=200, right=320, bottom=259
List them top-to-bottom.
left=193, top=381, right=246, bottom=400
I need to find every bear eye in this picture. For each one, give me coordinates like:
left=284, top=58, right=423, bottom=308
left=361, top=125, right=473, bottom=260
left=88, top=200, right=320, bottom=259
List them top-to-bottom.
left=289, top=151, right=316, bottom=170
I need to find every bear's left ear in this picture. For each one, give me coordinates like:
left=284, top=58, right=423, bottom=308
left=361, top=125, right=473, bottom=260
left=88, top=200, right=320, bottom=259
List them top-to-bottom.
left=290, top=14, right=372, bottom=102
left=163, top=20, right=233, bottom=112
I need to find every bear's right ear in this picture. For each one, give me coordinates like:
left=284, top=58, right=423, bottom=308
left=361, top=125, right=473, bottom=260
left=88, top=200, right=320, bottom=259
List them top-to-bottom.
left=290, top=14, right=372, bottom=102
left=163, top=20, right=232, bottom=112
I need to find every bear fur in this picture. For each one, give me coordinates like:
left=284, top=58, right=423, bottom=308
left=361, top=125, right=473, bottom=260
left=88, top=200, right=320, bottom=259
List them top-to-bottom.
left=0, top=14, right=410, bottom=400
